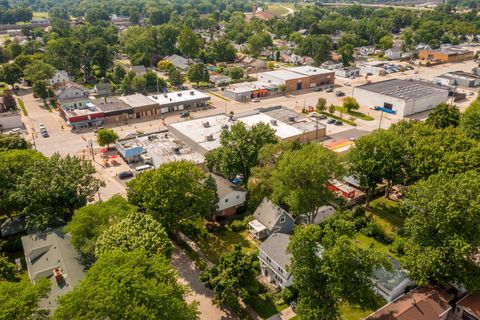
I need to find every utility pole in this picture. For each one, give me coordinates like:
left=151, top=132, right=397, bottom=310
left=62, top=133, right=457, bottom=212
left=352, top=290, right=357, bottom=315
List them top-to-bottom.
left=378, top=110, right=384, bottom=130
left=315, top=116, right=319, bottom=140
left=31, top=130, right=36, bottom=150
left=88, top=139, right=95, bottom=160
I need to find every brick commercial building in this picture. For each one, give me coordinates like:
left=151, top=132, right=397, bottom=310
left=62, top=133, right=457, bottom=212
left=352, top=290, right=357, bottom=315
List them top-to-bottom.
left=419, top=49, right=475, bottom=63
left=285, top=66, right=335, bottom=88
left=257, top=67, right=334, bottom=92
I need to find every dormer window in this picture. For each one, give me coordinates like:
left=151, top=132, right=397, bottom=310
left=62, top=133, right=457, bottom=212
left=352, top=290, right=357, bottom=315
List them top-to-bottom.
left=280, top=216, right=285, bottom=223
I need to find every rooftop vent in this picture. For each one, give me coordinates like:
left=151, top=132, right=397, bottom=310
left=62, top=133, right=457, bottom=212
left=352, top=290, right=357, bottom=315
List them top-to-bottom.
left=190, top=91, right=195, bottom=95
left=163, top=93, right=168, bottom=97
left=177, top=93, right=182, bottom=97
left=288, top=115, right=295, bottom=122
left=270, top=119, right=278, bottom=126
left=202, top=121, right=210, bottom=128
left=221, top=124, right=229, bottom=130
left=205, top=134, right=214, bottom=141
left=172, top=146, right=180, bottom=153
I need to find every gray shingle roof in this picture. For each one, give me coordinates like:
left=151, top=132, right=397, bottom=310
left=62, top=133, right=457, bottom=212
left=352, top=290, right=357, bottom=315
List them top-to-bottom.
left=210, top=174, right=245, bottom=198
left=253, top=197, right=290, bottom=230
left=260, top=233, right=291, bottom=272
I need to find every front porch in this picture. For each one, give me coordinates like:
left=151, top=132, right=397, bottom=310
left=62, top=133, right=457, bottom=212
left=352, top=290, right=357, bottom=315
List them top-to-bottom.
left=248, top=219, right=269, bottom=240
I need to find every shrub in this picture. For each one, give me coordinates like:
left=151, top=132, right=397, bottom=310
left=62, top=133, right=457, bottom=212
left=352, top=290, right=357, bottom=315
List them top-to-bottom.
left=235, top=205, right=247, bottom=215
left=352, top=206, right=366, bottom=218
left=230, top=219, right=245, bottom=232
left=361, top=220, right=392, bottom=244
left=180, top=221, right=208, bottom=241
left=390, top=237, right=406, bottom=255
left=280, top=287, right=296, bottom=303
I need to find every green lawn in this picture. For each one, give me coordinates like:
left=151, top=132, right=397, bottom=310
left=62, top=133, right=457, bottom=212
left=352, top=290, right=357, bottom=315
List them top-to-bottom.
left=265, top=5, right=289, bottom=16
left=33, top=12, right=49, bottom=18
left=335, top=106, right=375, bottom=121
left=321, top=111, right=357, bottom=126
left=368, top=197, right=404, bottom=229
left=185, top=218, right=256, bottom=264
left=354, top=233, right=403, bottom=263
left=245, top=289, right=289, bottom=319
left=339, top=298, right=385, bottom=320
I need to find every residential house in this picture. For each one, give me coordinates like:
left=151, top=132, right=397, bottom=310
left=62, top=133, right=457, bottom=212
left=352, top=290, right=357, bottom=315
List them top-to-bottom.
left=416, top=43, right=431, bottom=51
left=358, top=46, right=376, bottom=56
left=385, top=47, right=402, bottom=60
left=165, top=54, right=189, bottom=71
left=322, top=60, right=344, bottom=70
left=130, top=65, right=147, bottom=76
left=48, top=70, right=69, bottom=85
left=210, top=74, right=232, bottom=86
left=55, top=82, right=90, bottom=110
left=94, top=83, right=112, bottom=97
left=0, top=111, right=23, bottom=131
left=212, top=174, right=246, bottom=216
left=248, top=197, right=295, bottom=240
left=298, top=205, right=336, bottom=225
left=21, top=229, right=86, bottom=311
left=258, top=233, right=293, bottom=289
left=372, top=258, right=415, bottom=302
left=365, top=286, right=453, bottom=320
left=453, top=292, right=480, bottom=320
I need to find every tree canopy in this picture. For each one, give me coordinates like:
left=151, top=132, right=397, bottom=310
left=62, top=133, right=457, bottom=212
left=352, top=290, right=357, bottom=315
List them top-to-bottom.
left=460, top=98, right=480, bottom=140
left=426, top=103, right=460, bottom=129
left=205, top=122, right=277, bottom=182
left=96, top=128, right=119, bottom=148
left=127, top=160, right=215, bottom=234
left=403, top=171, right=480, bottom=290
left=65, top=195, right=137, bottom=257
left=95, top=212, right=173, bottom=258
left=52, top=250, right=198, bottom=320
left=0, top=278, right=50, bottom=320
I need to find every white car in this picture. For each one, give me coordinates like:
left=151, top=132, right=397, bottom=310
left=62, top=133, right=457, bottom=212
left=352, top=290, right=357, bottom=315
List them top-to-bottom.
left=252, top=98, right=260, bottom=102
left=309, top=112, right=319, bottom=118
left=39, top=123, right=46, bottom=130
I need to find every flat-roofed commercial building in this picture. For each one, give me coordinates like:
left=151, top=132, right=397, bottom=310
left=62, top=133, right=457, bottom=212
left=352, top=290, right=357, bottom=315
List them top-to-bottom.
left=419, top=49, right=475, bottom=63
left=286, top=66, right=335, bottom=88
left=258, top=70, right=310, bottom=91
left=353, top=79, right=450, bottom=117
left=223, top=81, right=278, bottom=102
left=146, top=89, right=210, bottom=113
left=118, top=93, right=160, bottom=119
left=92, top=97, right=133, bottom=124
left=168, top=106, right=326, bottom=154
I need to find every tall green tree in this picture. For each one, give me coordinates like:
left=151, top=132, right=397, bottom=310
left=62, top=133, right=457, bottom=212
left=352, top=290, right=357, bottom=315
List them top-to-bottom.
left=177, top=27, right=202, bottom=61
left=247, top=32, right=272, bottom=57
left=297, top=35, right=333, bottom=65
left=378, top=35, right=394, bottom=50
left=211, top=38, right=236, bottom=62
left=337, top=44, right=355, bottom=66
left=23, top=61, right=55, bottom=84
left=0, top=63, right=22, bottom=85
left=187, top=63, right=209, bottom=85
left=168, top=67, right=184, bottom=86
left=32, top=80, right=53, bottom=104
left=1, top=93, right=16, bottom=111
left=316, top=97, right=327, bottom=112
left=342, top=97, right=360, bottom=113
left=460, top=98, right=480, bottom=140
left=426, top=103, right=460, bottom=129
left=205, top=122, right=277, bottom=182
left=96, top=128, right=118, bottom=149
left=272, top=143, right=344, bottom=224
left=13, top=154, right=104, bottom=231
left=127, top=160, right=215, bottom=234
left=403, top=171, right=480, bottom=290
left=65, top=195, right=137, bottom=257
left=95, top=212, right=173, bottom=258
left=288, top=223, right=387, bottom=320
left=200, top=245, right=256, bottom=311
left=52, top=250, right=198, bottom=320
left=0, top=256, right=18, bottom=282
left=0, top=278, right=50, bottom=320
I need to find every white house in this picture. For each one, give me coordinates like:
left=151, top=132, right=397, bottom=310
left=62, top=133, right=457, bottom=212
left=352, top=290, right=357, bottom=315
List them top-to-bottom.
left=385, top=47, right=402, bottom=60
left=48, top=70, right=70, bottom=85
left=212, top=174, right=246, bottom=216
left=258, top=233, right=293, bottom=289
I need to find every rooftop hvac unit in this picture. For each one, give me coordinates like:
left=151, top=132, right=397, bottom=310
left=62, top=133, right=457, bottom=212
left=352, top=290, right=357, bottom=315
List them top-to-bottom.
left=190, top=91, right=195, bottom=95
left=164, top=93, right=168, bottom=97
left=177, top=93, right=182, bottom=96
left=288, top=116, right=295, bottom=122
left=270, top=119, right=278, bottom=126
left=202, top=121, right=210, bottom=128
left=221, top=124, right=229, bottom=130
left=205, top=134, right=214, bottom=141
left=172, top=146, right=180, bottom=153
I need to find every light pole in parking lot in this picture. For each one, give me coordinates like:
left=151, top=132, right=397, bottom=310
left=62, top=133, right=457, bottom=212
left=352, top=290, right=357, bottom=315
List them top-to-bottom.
left=88, top=139, right=95, bottom=161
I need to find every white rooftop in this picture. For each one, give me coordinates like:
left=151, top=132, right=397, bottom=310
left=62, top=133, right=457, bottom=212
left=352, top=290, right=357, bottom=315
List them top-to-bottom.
left=287, top=66, right=333, bottom=76
left=260, top=69, right=308, bottom=81
left=226, top=81, right=278, bottom=94
left=146, top=89, right=209, bottom=105
left=118, top=94, right=157, bottom=108
left=239, top=113, right=303, bottom=139
left=169, top=114, right=231, bottom=151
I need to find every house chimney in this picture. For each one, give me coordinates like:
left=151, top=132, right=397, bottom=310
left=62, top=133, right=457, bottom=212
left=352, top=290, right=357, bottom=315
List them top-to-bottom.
left=53, top=268, right=63, bottom=284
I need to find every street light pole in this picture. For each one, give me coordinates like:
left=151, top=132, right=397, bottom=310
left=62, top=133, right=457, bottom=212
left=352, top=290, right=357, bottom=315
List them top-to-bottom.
left=378, top=110, right=384, bottom=130
left=88, top=139, right=95, bottom=160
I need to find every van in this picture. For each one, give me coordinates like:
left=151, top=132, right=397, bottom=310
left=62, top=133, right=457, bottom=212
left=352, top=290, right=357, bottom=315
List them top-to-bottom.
left=134, top=164, right=154, bottom=173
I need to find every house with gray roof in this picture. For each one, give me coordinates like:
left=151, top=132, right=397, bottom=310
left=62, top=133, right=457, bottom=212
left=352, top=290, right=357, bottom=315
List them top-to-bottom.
left=165, top=54, right=189, bottom=71
left=130, top=65, right=147, bottom=76
left=94, top=83, right=112, bottom=97
left=211, top=174, right=246, bottom=217
left=248, top=197, right=294, bottom=240
left=21, top=229, right=86, bottom=311
left=258, top=233, right=293, bottom=289
left=372, top=258, right=415, bottom=302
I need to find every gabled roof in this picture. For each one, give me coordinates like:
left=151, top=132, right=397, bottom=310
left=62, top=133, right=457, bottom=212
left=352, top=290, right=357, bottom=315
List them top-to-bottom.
left=166, top=54, right=189, bottom=70
left=131, top=65, right=147, bottom=73
left=94, top=83, right=111, bottom=95
left=253, top=197, right=292, bottom=230
left=21, top=229, right=86, bottom=310
left=259, top=233, right=291, bottom=271
left=366, top=286, right=452, bottom=320
left=458, top=292, right=480, bottom=318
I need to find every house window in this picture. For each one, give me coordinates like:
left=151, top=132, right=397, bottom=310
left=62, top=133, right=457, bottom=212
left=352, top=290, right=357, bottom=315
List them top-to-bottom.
left=236, top=195, right=240, bottom=199
left=225, top=199, right=229, bottom=203
left=280, top=216, right=285, bottom=223
left=267, top=257, right=271, bottom=263
left=278, top=267, right=283, bottom=274
left=278, top=278, right=283, bottom=284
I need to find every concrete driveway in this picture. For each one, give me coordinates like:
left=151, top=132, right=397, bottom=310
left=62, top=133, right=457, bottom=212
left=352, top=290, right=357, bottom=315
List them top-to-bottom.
left=171, top=247, right=237, bottom=320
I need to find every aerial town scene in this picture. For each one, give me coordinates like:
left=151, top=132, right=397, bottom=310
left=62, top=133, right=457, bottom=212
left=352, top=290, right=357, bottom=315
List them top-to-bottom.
left=1, top=0, right=480, bottom=319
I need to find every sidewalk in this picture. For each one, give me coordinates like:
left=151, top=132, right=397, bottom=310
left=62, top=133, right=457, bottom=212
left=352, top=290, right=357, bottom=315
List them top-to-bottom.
left=266, top=307, right=296, bottom=320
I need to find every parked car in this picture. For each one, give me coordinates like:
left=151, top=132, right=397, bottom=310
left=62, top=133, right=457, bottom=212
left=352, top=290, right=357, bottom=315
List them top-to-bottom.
left=313, top=87, right=322, bottom=92
left=326, top=87, right=334, bottom=92
left=335, top=91, right=345, bottom=97
left=252, top=98, right=260, bottom=102
left=180, top=111, right=190, bottom=118
left=309, top=112, right=319, bottom=118
left=318, top=114, right=327, bottom=119
left=327, top=119, right=336, bottom=124
left=335, top=120, right=343, bottom=126
left=39, top=123, right=46, bottom=130
left=41, top=130, right=49, bottom=137
left=118, top=171, right=134, bottom=180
